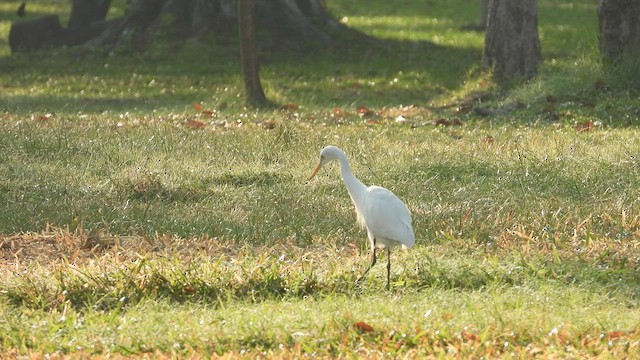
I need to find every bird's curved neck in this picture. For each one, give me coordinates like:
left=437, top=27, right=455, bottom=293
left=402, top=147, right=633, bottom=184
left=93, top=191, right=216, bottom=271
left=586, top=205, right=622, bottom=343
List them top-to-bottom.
left=337, top=155, right=367, bottom=205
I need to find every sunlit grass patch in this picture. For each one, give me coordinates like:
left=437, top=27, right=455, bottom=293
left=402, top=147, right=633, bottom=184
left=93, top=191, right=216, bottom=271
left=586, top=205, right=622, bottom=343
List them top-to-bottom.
left=338, top=15, right=484, bottom=47
left=2, top=117, right=640, bottom=242
left=1, top=227, right=639, bottom=357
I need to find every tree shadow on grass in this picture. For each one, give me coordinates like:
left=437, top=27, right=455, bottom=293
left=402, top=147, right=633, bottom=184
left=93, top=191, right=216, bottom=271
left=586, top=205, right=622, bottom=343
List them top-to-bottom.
left=0, top=36, right=481, bottom=114
left=1, top=95, right=170, bottom=114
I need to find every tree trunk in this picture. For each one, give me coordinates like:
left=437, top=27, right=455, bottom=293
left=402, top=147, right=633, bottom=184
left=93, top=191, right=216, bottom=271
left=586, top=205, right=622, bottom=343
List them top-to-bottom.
left=65, top=0, right=113, bottom=46
left=68, top=0, right=112, bottom=29
left=238, top=0, right=267, bottom=106
left=482, top=0, right=541, bottom=81
left=598, top=0, right=640, bottom=63
left=8, top=15, right=64, bottom=53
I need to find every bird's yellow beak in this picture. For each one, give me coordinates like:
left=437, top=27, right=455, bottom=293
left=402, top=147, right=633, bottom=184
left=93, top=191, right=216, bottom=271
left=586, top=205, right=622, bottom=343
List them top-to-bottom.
left=307, top=163, right=322, bottom=181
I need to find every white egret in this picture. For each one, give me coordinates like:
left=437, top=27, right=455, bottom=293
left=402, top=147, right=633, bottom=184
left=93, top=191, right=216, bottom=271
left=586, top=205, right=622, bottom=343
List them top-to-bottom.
left=308, top=146, right=415, bottom=289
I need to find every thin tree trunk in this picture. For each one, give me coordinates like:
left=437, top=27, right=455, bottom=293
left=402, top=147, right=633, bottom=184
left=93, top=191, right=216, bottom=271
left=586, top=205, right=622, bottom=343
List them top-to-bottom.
left=238, top=0, right=267, bottom=106
left=480, top=0, right=489, bottom=28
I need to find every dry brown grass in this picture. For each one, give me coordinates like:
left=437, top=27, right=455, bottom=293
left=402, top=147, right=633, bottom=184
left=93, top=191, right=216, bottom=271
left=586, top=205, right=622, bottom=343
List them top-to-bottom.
left=4, top=220, right=639, bottom=275
left=0, top=224, right=364, bottom=277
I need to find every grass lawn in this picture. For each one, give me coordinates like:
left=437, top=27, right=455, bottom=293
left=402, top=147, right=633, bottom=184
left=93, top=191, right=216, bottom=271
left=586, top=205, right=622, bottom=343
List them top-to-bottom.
left=1, top=0, right=640, bottom=358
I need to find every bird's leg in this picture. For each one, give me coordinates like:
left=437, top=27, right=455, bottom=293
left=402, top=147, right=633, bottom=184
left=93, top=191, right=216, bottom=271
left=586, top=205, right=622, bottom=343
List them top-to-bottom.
left=356, top=243, right=377, bottom=283
left=386, top=248, right=391, bottom=290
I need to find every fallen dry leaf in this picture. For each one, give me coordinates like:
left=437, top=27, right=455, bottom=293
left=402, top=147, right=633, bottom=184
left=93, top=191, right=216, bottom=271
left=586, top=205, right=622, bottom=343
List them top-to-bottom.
left=192, top=102, right=203, bottom=112
left=280, top=103, right=299, bottom=110
left=356, top=105, right=368, bottom=114
left=357, top=105, right=376, bottom=118
left=331, top=107, right=345, bottom=118
left=32, top=113, right=54, bottom=121
left=435, top=118, right=463, bottom=126
left=184, top=120, right=206, bottom=129
left=575, top=120, right=594, bottom=132
left=481, top=136, right=495, bottom=144
left=183, top=286, right=196, bottom=295
left=354, top=321, right=374, bottom=332
left=461, top=331, right=479, bottom=341
left=606, top=331, right=626, bottom=339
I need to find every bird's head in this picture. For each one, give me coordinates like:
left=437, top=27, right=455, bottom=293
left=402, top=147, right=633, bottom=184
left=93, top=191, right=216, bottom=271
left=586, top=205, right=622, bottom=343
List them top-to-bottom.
left=308, top=146, right=344, bottom=181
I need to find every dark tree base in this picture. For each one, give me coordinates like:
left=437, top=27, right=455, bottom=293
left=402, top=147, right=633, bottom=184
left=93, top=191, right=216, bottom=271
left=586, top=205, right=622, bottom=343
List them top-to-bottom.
left=8, top=0, right=372, bottom=54
left=9, top=15, right=64, bottom=53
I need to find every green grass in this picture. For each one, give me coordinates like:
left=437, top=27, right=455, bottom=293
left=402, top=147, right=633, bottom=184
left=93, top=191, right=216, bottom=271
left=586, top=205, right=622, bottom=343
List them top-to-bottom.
left=1, top=0, right=640, bottom=357
left=1, top=122, right=639, bottom=242
left=2, top=237, right=639, bottom=357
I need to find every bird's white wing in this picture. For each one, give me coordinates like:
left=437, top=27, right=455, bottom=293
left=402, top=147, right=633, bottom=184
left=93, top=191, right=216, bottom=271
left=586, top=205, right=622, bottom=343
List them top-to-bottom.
left=362, top=186, right=415, bottom=248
